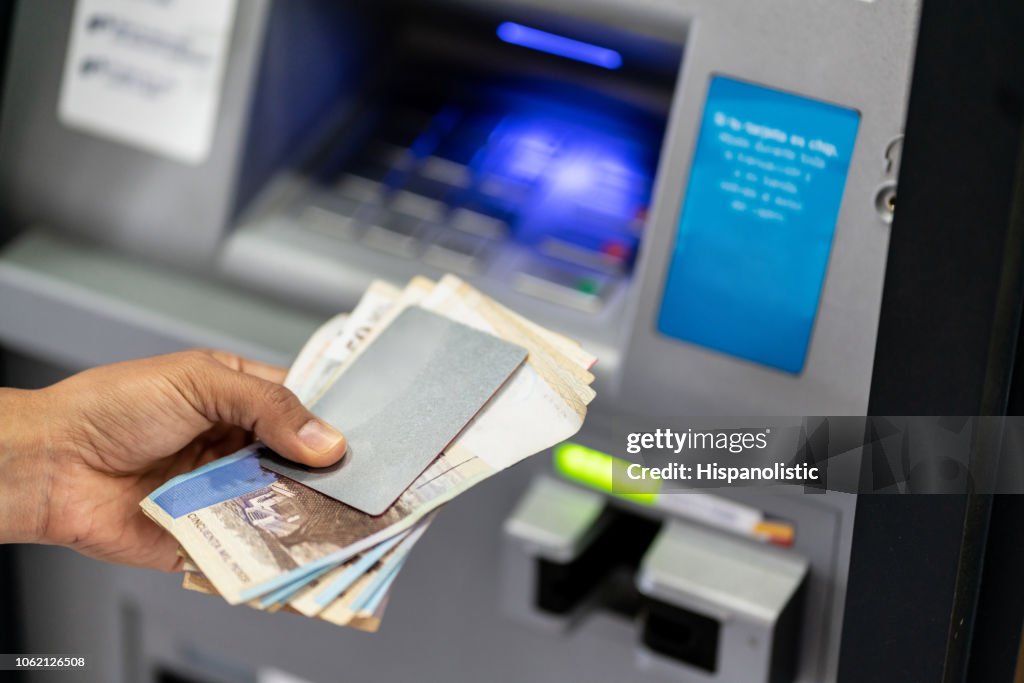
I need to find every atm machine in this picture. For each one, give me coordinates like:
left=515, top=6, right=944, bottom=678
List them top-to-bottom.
left=0, top=1, right=1019, bottom=682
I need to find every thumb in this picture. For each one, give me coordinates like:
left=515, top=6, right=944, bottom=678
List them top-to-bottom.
left=183, top=353, right=347, bottom=467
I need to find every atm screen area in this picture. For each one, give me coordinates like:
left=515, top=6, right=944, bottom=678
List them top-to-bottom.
left=267, top=11, right=681, bottom=315
left=658, top=76, right=860, bottom=373
left=311, top=85, right=660, bottom=272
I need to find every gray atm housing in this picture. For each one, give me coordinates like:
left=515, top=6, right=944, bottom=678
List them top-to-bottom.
left=0, top=1, right=920, bottom=682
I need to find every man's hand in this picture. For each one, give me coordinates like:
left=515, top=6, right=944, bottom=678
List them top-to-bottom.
left=0, top=350, right=346, bottom=571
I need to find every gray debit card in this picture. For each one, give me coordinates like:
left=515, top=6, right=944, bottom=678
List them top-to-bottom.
left=261, top=305, right=527, bottom=515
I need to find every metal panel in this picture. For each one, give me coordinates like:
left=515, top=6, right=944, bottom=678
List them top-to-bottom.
left=0, top=0, right=270, bottom=266
left=618, top=0, right=921, bottom=416
left=0, top=231, right=319, bottom=369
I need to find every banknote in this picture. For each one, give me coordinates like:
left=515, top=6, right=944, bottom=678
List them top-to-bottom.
left=143, top=274, right=593, bottom=610
left=175, top=276, right=596, bottom=623
left=322, top=276, right=600, bottom=597
left=416, top=276, right=588, bottom=470
left=147, top=277, right=587, bottom=603
left=301, top=277, right=435, bottom=405
left=256, top=279, right=428, bottom=607
left=154, top=280, right=455, bottom=601
left=195, top=280, right=413, bottom=608
left=274, top=280, right=414, bottom=603
left=288, top=280, right=407, bottom=401
left=266, top=306, right=529, bottom=514
left=284, top=311, right=352, bottom=398
left=142, top=443, right=436, bottom=603
left=288, top=513, right=432, bottom=616
left=262, top=515, right=423, bottom=622
left=182, top=520, right=414, bottom=630
left=178, top=527, right=404, bottom=628
left=320, top=553, right=404, bottom=628
left=315, top=559, right=392, bottom=629
left=181, top=567, right=387, bottom=633
left=182, top=570, right=217, bottom=595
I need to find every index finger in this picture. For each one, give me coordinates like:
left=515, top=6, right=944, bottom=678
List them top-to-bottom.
left=202, top=349, right=288, bottom=385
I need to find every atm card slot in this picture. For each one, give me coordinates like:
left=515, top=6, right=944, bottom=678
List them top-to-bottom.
left=419, top=156, right=472, bottom=188
left=336, top=175, right=386, bottom=203
left=389, top=190, right=448, bottom=222
left=297, top=193, right=375, bottom=241
left=448, top=208, right=509, bottom=240
left=362, top=212, right=428, bottom=258
left=422, top=230, right=491, bottom=275
left=538, top=237, right=631, bottom=274
left=514, top=260, right=614, bottom=312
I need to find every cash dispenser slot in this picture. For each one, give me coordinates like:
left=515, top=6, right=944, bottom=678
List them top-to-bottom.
left=505, top=476, right=663, bottom=621
left=504, top=477, right=809, bottom=683
left=536, top=506, right=660, bottom=617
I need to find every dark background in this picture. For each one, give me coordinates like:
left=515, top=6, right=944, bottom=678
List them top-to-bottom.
left=844, top=0, right=1024, bottom=681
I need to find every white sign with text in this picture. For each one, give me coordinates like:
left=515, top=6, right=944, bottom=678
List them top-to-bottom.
left=58, top=0, right=237, bottom=164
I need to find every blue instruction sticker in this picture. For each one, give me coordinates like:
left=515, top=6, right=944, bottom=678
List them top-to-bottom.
left=658, top=76, right=860, bottom=373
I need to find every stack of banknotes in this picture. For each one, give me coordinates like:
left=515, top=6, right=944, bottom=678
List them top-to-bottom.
left=140, top=274, right=596, bottom=631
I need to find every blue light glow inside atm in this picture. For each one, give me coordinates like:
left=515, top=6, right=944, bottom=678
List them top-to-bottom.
left=497, top=22, right=623, bottom=70
left=657, top=76, right=860, bottom=373
left=318, top=80, right=662, bottom=275
left=460, top=97, right=658, bottom=264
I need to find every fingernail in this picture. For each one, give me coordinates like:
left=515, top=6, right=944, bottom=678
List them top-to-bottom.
left=297, top=419, right=346, bottom=454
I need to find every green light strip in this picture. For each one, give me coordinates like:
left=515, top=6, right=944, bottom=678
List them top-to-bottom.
left=553, top=442, right=658, bottom=505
